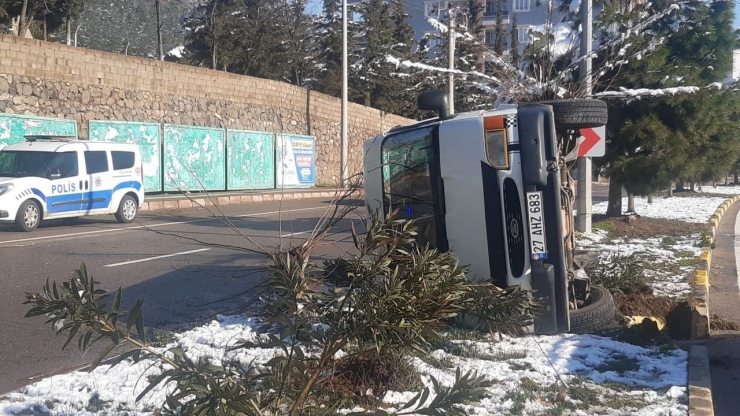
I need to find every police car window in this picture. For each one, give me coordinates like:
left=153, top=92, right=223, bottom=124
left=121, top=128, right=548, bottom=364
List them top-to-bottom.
left=381, top=126, right=439, bottom=248
left=0, top=151, right=55, bottom=177
left=85, top=151, right=109, bottom=174
left=112, top=151, right=135, bottom=170
left=46, top=152, right=79, bottom=178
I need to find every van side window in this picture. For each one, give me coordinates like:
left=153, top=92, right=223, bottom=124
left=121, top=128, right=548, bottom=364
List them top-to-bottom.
left=84, top=151, right=109, bottom=174
left=112, top=151, right=135, bottom=170
left=47, top=152, right=79, bottom=178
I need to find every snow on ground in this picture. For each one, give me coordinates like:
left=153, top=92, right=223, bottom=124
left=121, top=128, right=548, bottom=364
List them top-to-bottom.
left=1, top=191, right=734, bottom=415
left=592, top=195, right=728, bottom=223
left=578, top=231, right=700, bottom=297
left=0, top=316, right=689, bottom=416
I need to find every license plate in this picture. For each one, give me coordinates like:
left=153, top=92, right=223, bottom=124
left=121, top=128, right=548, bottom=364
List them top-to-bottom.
left=526, top=191, right=547, bottom=260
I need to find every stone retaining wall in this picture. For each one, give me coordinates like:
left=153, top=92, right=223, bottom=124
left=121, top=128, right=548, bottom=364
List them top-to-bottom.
left=0, top=35, right=413, bottom=185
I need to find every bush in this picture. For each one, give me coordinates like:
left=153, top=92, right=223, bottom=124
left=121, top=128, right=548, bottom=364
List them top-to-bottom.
left=25, top=215, right=538, bottom=415
left=586, top=252, right=648, bottom=293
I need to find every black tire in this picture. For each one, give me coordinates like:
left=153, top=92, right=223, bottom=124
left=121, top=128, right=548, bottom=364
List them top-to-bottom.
left=540, top=99, right=608, bottom=130
left=115, top=195, right=138, bottom=223
left=15, top=200, right=41, bottom=232
left=569, top=285, right=617, bottom=334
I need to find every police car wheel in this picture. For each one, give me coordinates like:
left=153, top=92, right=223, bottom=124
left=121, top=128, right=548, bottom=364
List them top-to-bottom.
left=115, top=196, right=138, bottom=223
left=16, top=200, right=41, bottom=232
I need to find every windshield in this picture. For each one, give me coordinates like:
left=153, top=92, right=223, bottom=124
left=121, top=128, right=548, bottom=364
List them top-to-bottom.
left=0, top=151, right=56, bottom=178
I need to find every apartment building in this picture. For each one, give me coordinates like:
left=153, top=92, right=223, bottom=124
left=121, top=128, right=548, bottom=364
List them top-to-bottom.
left=405, top=0, right=567, bottom=59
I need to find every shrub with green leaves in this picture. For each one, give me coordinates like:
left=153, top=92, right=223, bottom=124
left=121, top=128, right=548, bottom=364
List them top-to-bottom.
left=25, top=215, right=539, bottom=415
left=585, top=252, right=647, bottom=293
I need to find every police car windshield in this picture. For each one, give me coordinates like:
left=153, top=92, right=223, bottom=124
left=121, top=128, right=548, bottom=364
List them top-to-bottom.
left=0, top=151, right=56, bottom=178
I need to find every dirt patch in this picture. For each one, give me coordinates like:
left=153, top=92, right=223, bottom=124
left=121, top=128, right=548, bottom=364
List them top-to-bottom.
left=593, top=215, right=705, bottom=240
left=612, top=288, right=692, bottom=340
left=322, top=352, right=422, bottom=407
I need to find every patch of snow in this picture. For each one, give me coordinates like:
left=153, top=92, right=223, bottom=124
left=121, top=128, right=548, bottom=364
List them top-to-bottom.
left=167, top=46, right=185, bottom=58
left=592, top=196, right=726, bottom=223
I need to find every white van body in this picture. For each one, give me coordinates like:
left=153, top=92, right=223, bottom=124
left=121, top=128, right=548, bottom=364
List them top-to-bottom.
left=0, top=138, right=145, bottom=231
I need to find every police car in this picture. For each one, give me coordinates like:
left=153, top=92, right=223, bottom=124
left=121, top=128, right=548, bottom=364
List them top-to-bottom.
left=363, top=91, right=611, bottom=335
left=0, top=136, right=145, bottom=231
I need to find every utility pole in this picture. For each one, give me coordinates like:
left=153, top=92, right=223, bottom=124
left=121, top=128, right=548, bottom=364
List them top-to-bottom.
left=341, top=0, right=349, bottom=186
left=576, top=0, right=593, bottom=233
left=447, top=6, right=456, bottom=114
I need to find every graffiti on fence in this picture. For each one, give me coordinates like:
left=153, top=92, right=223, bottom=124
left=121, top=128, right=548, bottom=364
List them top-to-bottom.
left=0, top=114, right=77, bottom=150
left=89, top=121, right=162, bottom=192
left=163, top=125, right=225, bottom=192
left=226, top=130, right=275, bottom=190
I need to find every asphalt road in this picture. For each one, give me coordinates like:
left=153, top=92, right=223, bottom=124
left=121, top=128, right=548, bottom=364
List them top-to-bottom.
left=0, top=197, right=359, bottom=395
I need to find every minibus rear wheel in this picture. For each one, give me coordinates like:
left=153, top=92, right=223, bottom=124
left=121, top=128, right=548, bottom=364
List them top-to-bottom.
left=541, top=99, right=608, bottom=130
left=569, top=285, right=617, bottom=334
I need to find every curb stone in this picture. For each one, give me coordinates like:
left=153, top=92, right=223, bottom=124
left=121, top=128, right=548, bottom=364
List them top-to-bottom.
left=137, top=188, right=361, bottom=212
left=690, top=195, right=740, bottom=339
left=688, top=345, right=714, bottom=416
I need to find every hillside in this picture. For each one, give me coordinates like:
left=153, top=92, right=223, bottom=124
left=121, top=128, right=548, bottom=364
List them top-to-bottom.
left=73, top=0, right=199, bottom=58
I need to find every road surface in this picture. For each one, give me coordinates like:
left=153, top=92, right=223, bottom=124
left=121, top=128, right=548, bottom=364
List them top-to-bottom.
left=0, top=197, right=358, bottom=395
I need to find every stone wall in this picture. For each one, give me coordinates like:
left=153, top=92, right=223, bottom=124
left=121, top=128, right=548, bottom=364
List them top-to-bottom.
left=0, top=35, right=413, bottom=185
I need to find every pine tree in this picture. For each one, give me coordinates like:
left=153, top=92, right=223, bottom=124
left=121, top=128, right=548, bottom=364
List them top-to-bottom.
left=313, top=0, right=343, bottom=96
left=493, top=0, right=505, bottom=54
left=598, top=0, right=740, bottom=215
left=509, top=10, right=519, bottom=68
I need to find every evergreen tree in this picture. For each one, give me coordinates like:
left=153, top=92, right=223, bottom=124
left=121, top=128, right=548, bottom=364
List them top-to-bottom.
left=277, top=0, right=316, bottom=86
left=313, top=0, right=343, bottom=96
left=350, top=0, right=393, bottom=106
left=493, top=0, right=505, bottom=54
left=598, top=0, right=740, bottom=215
left=509, top=10, right=519, bottom=68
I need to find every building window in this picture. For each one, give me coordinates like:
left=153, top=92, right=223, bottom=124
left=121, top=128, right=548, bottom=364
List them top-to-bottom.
left=485, top=0, right=496, bottom=14
left=485, top=0, right=509, bottom=17
left=514, top=0, right=530, bottom=12
left=425, top=1, right=440, bottom=17
left=517, top=26, right=530, bottom=43
left=485, top=30, right=496, bottom=46
left=426, top=35, right=442, bottom=49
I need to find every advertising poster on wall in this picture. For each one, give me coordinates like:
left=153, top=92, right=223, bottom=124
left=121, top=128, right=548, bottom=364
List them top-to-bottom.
left=276, top=135, right=315, bottom=187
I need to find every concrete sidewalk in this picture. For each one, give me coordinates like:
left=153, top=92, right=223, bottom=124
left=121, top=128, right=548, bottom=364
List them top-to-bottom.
left=139, top=187, right=349, bottom=212
left=705, top=200, right=740, bottom=416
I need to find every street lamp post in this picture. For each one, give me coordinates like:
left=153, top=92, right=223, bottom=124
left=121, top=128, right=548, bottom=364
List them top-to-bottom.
left=341, top=0, right=349, bottom=186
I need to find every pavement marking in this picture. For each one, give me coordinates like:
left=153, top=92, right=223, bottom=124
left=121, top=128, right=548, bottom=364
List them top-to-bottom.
left=0, top=206, right=327, bottom=245
left=280, top=230, right=313, bottom=238
left=104, top=248, right=212, bottom=268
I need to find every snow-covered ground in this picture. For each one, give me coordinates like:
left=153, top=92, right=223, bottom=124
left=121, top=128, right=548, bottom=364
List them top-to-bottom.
left=0, top=191, right=736, bottom=416
left=592, top=195, right=727, bottom=223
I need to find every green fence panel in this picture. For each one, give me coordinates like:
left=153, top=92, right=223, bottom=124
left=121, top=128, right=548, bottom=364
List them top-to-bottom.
left=0, top=114, right=77, bottom=149
left=89, top=120, right=162, bottom=193
left=163, top=124, right=225, bottom=192
left=226, top=130, right=275, bottom=190
left=276, top=134, right=316, bottom=187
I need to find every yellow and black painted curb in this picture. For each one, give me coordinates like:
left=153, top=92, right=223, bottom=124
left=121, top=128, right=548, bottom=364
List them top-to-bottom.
left=690, top=194, right=740, bottom=340
left=685, top=195, right=739, bottom=416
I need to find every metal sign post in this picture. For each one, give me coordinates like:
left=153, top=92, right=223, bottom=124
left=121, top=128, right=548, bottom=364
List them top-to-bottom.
left=576, top=0, right=593, bottom=233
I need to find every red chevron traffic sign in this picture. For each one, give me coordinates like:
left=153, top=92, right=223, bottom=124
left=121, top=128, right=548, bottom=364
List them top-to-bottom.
left=577, top=126, right=605, bottom=158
